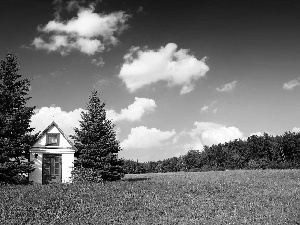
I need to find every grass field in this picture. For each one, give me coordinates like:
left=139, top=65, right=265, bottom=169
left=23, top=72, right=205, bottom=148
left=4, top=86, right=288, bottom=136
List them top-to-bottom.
left=1, top=170, right=300, bottom=224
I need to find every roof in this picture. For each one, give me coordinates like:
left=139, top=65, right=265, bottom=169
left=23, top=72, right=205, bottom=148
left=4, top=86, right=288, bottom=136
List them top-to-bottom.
left=34, top=121, right=77, bottom=150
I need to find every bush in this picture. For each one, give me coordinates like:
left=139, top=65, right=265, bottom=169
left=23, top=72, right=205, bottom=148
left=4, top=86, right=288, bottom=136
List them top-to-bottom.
left=247, top=159, right=262, bottom=170
left=267, top=161, right=282, bottom=169
left=200, top=165, right=219, bottom=172
left=71, top=167, right=103, bottom=183
left=188, top=168, right=201, bottom=172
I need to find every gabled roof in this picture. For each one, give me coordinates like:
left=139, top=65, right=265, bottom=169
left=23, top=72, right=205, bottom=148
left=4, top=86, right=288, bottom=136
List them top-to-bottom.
left=34, top=121, right=77, bottom=150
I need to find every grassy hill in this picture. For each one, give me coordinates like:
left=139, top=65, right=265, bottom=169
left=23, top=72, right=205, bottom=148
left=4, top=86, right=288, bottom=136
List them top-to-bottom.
left=1, top=170, right=299, bottom=224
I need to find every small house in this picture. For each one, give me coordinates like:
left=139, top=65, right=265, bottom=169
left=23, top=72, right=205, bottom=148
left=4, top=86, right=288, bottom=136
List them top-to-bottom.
left=29, top=121, right=76, bottom=184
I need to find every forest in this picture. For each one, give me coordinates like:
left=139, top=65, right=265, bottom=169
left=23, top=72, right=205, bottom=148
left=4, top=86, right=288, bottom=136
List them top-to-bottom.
left=123, top=132, right=300, bottom=173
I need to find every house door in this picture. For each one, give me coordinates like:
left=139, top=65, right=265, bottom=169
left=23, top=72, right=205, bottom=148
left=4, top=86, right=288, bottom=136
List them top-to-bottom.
left=43, top=154, right=62, bottom=184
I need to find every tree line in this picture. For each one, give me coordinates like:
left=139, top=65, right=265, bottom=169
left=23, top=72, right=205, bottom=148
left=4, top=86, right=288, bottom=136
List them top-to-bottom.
left=123, top=132, right=300, bottom=174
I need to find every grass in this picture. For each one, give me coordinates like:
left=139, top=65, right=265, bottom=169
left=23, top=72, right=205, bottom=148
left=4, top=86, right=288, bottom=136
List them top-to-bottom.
left=1, top=170, right=300, bottom=224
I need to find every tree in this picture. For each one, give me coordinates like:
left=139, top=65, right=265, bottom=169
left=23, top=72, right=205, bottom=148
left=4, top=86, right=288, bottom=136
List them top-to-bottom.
left=0, top=53, right=37, bottom=184
left=70, top=90, right=124, bottom=182
left=182, top=150, right=202, bottom=171
left=123, top=159, right=138, bottom=174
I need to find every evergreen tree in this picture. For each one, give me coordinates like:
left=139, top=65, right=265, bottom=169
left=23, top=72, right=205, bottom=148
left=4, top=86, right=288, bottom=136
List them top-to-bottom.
left=0, top=53, right=37, bottom=184
left=71, top=90, right=124, bottom=182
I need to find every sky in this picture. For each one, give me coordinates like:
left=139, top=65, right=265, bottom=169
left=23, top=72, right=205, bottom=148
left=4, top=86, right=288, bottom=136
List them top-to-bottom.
left=1, top=0, right=300, bottom=162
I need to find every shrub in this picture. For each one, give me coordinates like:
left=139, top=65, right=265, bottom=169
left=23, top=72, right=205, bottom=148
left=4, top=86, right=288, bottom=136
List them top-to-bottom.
left=71, top=167, right=103, bottom=183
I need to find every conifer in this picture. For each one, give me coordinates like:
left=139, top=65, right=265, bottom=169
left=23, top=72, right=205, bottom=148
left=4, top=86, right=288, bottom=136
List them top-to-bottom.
left=0, top=53, right=37, bottom=184
left=71, top=90, right=124, bottom=182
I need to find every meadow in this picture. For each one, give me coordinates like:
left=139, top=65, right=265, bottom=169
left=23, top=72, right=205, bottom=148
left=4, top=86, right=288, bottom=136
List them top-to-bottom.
left=0, top=170, right=300, bottom=224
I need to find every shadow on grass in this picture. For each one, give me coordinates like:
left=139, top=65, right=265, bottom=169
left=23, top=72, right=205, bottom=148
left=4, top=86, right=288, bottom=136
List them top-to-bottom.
left=122, top=177, right=151, bottom=182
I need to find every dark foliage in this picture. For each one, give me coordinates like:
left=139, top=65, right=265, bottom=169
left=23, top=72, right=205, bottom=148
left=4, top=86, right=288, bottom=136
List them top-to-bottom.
left=0, top=53, right=37, bottom=184
left=70, top=90, right=124, bottom=182
left=128, top=132, right=300, bottom=174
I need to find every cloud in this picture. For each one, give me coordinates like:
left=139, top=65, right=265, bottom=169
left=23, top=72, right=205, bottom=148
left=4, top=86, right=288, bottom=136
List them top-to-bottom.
left=52, top=0, right=64, bottom=20
left=53, top=0, right=103, bottom=19
left=65, top=0, right=81, bottom=12
left=66, top=0, right=102, bottom=12
left=32, top=6, right=130, bottom=55
left=137, top=6, right=143, bottom=13
left=118, top=43, right=209, bottom=94
left=92, top=57, right=105, bottom=66
left=50, top=68, right=68, bottom=77
left=93, top=78, right=112, bottom=89
left=283, top=78, right=300, bottom=90
left=216, top=80, right=238, bottom=92
left=180, top=84, right=195, bottom=95
left=106, top=97, right=156, bottom=122
left=200, top=101, right=217, bottom=114
left=200, top=105, right=209, bottom=113
left=31, top=107, right=84, bottom=136
left=119, top=122, right=244, bottom=161
left=188, top=122, right=244, bottom=148
left=120, top=126, right=176, bottom=149
left=202, top=126, right=243, bottom=146
left=115, top=127, right=121, bottom=140
left=292, top=127, right=300, bottom=133
left=249, top=131, right=264, bottom=137
left=249, top=131, right=276, bottom=137
left=181, top=142, right=204, bottom=153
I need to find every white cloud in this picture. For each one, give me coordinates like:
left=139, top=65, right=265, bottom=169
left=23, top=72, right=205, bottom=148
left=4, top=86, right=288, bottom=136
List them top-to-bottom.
left=32, top=7, right=129, bottom=55
left=41, top=9, right=128, bottom=39
left=32, top=35, right=68, bottom=54
left=32, top=35, right=104, bottom=56
left=76, top=37, right=103, bottom=55
left=118, top=43, right=209, bottom=94
left=283, top=78, right=300, bottom=90
left=216, top=80, right=238, bottom=92
left=180, top=84, right=195, bottom=95
left=106, top=97, right=156, bottom=122
left=200, top=101, right=217, bottom=114
left=200, top=105, right=209, bottom=113
left=30, top=107, right=84, bottom=136
left=119, top=122, right=244, bottom=161
left=188, top=122, right=244, bottom=148
left=120, top=126, right=176, bottom=149
left=202, top=126, right=243, bottom=146
left=115, top=127, right=122, bottom=140
left=292, top=127, right=300, bottom=133
left=248, top=131, right=276, bottom=137
left=249, top=131, right=264, bottom=137
left=182, top=142, right=204, bottom=152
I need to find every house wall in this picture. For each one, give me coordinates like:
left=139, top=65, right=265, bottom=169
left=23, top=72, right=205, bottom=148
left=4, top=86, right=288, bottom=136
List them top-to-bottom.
left=29, top=123, right=75, bottom=184
left=33, top=126, right=72, bottom=148
left=29, top=151, right=74, bottom=184
left=29, top=152, right=43, bottom=184
left=62, top=153, right=74, bottom=183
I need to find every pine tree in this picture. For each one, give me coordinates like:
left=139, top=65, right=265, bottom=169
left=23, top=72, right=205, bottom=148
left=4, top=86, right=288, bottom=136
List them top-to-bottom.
left=0, top=53, right=37, bottom=184
left=70, top=90, right=124, bottom=182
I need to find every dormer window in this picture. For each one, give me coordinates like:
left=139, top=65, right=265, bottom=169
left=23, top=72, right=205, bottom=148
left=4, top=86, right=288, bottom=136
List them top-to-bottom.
left=46, top=133, right=60, bottom=146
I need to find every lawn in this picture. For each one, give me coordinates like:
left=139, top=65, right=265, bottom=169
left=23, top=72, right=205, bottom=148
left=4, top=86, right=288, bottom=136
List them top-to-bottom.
left=0, top=170, right=300, bottom=224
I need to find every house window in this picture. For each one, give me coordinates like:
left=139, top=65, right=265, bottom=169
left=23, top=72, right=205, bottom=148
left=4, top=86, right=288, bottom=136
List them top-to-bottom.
left=46, top=133, right=60, bottom=146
